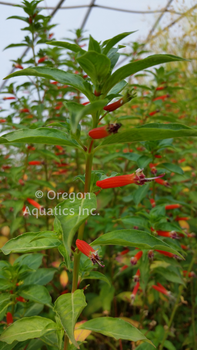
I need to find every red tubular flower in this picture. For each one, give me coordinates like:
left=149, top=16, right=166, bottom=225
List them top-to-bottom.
left=48, top=33, right=54, bottom=39
left=38, top=56, right=48, bottom=64
left=14, top=64, right=23, bottom=69
left=50, top=81, right=58, bottom=85
left=156, top=86, right=166, bottom=91
left=153, top=94, right=170, bottom=101
left=3, top=97, right=16, bottom=100
left=103, top=98, right=124, bottom=111
left=82, top=101, right=90, bottom=105
left=20, top=108, right=29, bottom=113
left=149, top=110, right=160, bottom=116
left=0, top=119, right=6, bottom=123
left=89, top=123, right=122, bottom=140
left=56, top=145, right=64, bottom=151
left=155, top=155, right=162, bottom=158
left=178, top=158, right=186, bottom=163
left=28, top=161, right=42, bottom=165
left=96, top=168, right=164, bottom=189
left=155, top=178, right=170, bottom=187
left=19, top=179, right=24, bottom=186
left=27, top=198, right=43, bottom=210
left=150, top=198, right=156, bottom=208
left=165, top=204, right=181, bottom=210
left=22, top=205, right=28, bottom=217
left=175, top=216, right=189, bottom=221
left=156, top=230, right=179, bottom=239
left=76, top=239, right=104, bottom=267
left=181, top=244, right=188, bottom=250
left=120, top=248, right=130, bottom=255
left=148, top=250, right=154, bottom=260
left=155, top=250, right=179, bottom=259
left=130, top=251, right=143, bottom=265
left=120, top=265, right=129, bottom=272
left=133, top=269, right=140, bottom=282
left=183, top=270, right=196, bottom=278
left=131, top=282, right=140, bottom=302
left=152, top=283, right=170, bottom=296
left=16, top=296, right=26, bottom=302
left=6, top=312, right=13, bottom=324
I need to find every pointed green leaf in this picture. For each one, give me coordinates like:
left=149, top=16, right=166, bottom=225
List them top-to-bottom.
left=102, top=31, right=135, bottom=54
left=88, top=35, right=101, bottom=53
left=46, top=41, right=85, bottom=53
left=77, top=51, right=111, bottom=85
left=102, top=54, right=185, bottom=94
left=4, top=67, right=93, bottom=99
left=70, top=99, right=108, bottom=133
left=100, top=124, right=197, bottom=147
left=1, top=128, right=80, bottom=148
left=157, top=162, right=184, bottom=175
left=54, top=193, right=97, bottom=254
left=91, top=230, right=183, bottom=258
left=1, top=231, right=62, bottom=255
left=154, top=267, right=184, bottom=284
left=81, top=271, right=111, bottom=286
left=19, top=285, right=52, bottom=305
left=54, top=290, right=87, bottom=348
left=0, top=316, right=59, bottom=344
left=78, top=317, right=152, bottom=344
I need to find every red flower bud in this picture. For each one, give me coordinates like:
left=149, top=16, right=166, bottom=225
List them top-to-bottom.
left=48, top=33, right=54, bottom=39
left=38, top=56, right=48, bottom=64
left=14, top=64, right=23, bottom=69
left=156, top=86, right=166, bottom=91
left=153, top=94, right=170, bottom=101
left=3, top=97, right=16, bottom=100
left=103, top=98, right=124, bottom=112
left=20, top=108, right=30, bottom=113
left=149, top=110, right=159, bottom=116
left=0, top=119, right=6, bottom=123
left=89, top=123, right=122, bottom=140
left=28, top=161, right=42, bottom=166
left=96, top=169, right=164, bottom=189
left=155, top=178, right=170, bottom=187
left=27, top=198, right=43, bottom=210
left=150, top=198, right=156, bottom=208
left=165, top=204, right=181, bottom=210
left=22, top=205, right=28, bottom=217
left=175, top=216, right=189, bottom=221
left=156, top=230, right=179, bottom=239
left=76, top=239, right=104, bottom=267
left=181, top=244, right=188, bottom=250
left=120, top=248, right=130, bottom=255
left=148, top=250, right=154, bottom=260
left=155, top=250, right=179, bottom=259
left=130, top=251, right=143, bottom=265
left=120, top=265, right=129, bottom=272
left=133, top=269, right=140, bottom=282
left=183, top=270, right=196, bottom=278
left=131, top=282, right=140, bottom=302
left=152, top=283, right=170, bottom=296
left=16, top=296, right=26, bottom=302
left=6, top=312, right=13, bottom=324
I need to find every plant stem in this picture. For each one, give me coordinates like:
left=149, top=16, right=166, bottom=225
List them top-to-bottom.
left=71, top=150, right=93, bottom=293
left=159, top=256, right=195, bottom=350
left=63, top=334, right=69, bottom=350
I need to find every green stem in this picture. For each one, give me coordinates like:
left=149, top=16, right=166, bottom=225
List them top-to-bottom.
left=71, top=150, right=93, bottom=293
left=159, top=256, right=195, bottom=350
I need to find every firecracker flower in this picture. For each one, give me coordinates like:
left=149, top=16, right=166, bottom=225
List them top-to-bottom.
left=103, top=89, right=136, bottom=112
left=89, top=123, right=122, bottom=139
left=28, top=161, right=42, bottom=166
left=96, top=168, right=165, bottom=189
left=155, top=178, right=170, bottom=187
left=26, top=198, right=43, bottom=211
left=165, top=204, right=181, bottom=210
left=156, top=230, right=179, bottom=239
left=76, top=239, right=104, bottom=267
left=148, top=250, right=154, bottom=260
left=155, top=250, right=181, bottom=259
left=130, top=251, right=143, bottom=265
left=133, top=269, right=140, bottom=282
left=183, top=270, right=196, bottom=278
left=131, top=282, right=140, bottom=303
left=152, top=282, right=171, bottom=296
left=6, top=312, right=13, bottom=324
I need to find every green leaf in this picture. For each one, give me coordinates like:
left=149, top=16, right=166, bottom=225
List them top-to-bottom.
left=102, top=31, right=135, bottom=55
left=88, top=35, right=101, bottom=53
left=46, top=41, right=85, bottom=53
left=4, top=43, right=28, bottom=50
left=77, top=51, right=111, bottom=85
left=102, top=54, right=185, bottom=94
left=4, top=67, right=93, bottom=99
left=107, top=80, right=127, bottom=96
left=70, top=99, right=108, bottom=133
left=100, top=124, right=197, bottom=147
left=1, top=128, right=79, bottom=148
left=157, top=162, right=184, bottom=175
left=133, top=183, right=150, bottom=205
left=54, top=193, right=97, bottom=255
left=91, top=230, right=183, bottom=258
left=1, top=231, right=61, bottom=255
left=14, top=253, right=43, bottom=270
left=154, top=267, right=184, bottom=284
left=22, top=268, right=56, bottom=286
left=81, top=271, right=111, bottom=286
left=0, top=279, right=14, bottom=291
left=19, top=285, right=52, bottom=305
left=54, top=290, right=87, bottom=348
left=0, top=293, right=12, bottom=320
left=0, top=316, right=59, bottom=344
left=78, top=317, right=152, bottom=344
left=0, top=342, right=18, bottom=350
